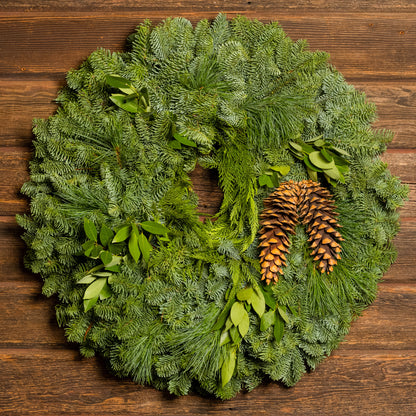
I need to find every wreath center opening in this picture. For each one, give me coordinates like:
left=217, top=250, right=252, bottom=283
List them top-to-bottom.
left=189, top=164, right=223, bottom=218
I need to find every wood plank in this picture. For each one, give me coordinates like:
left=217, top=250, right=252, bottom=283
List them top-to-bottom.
left=1, top=0, right=416, bottom=12
left=0, top=13, right=415, bottom=80
left=0, top=79, right=61, bottom=147
left=1, top=79, right=415, bottom=149
left=354, top=82, right=416, bottom=149
left=0, top=147, right=29, bottom=216
left=383, top=150, right=416, bottom=183
left=0, top=217, right=30, bottom=280
left=383, top=220, right=416, bottom=282
left=0, top=280, right=414, bottom=349
left=0, top=282, right=63, bottom=348
left=342, top=284, right=416, bottom=350
left=0, top=347, right=415, bottom=415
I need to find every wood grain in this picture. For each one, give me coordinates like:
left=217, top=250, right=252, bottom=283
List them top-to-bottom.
left=1, top=0, right=416, bottom=12
left=0, top=3, right=415, bottom=415
left=0, top=14, right=415, bottom=80
left=1, top=348, right=415, bottom=415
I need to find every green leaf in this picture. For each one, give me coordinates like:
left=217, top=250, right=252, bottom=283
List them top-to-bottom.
left=105, top=74, right=132, bottom=89
left=118, top=87, right=135, bottom=95
left=110, top=94, right=139, bottom=113
left=173, top=133, right=197, bottom=147
left=305, top=134, right=323, bottom=142
left=313, top=138, right=325, bottom=147
left=168, top=140, right=182, bottom=149
left=289, top=141, right=304, bottom=153
left=300, top=142, right=315, bottom=153
left=331, top=145, right=351, bottom=157
left=320, top=148, right=333, bottom=162
left=309, top=151, right=336, bottom=170
left=332, top=152, right=350, bottom=166
left=304, top=155, right=322, bottom=172
left=336, top=161, right=350, bottom=173
left=270, top=165, right=290, bottom=175
left=307, top=166, right=318, bottom=182
left=324, top=166, right=342, bottom=181
left=270, top=172, right=280, bottom=187
left=258, top=174, right=274, bottom=188
left=84, top=218, right=97, bottom=242
left=141, top=221, right=169, bottom=235
left=131, top=223, right=140, bottom=236
left=100, top=224, right=114, bottom=247
left=112, top=225, right=131, bottom=243
left=128, top=232, right=141, bottom=263
left=138, top=233, right=153, bottom=262
left=82, top=239, right=94, bottom=250
left=82, top=240, right=95, bottom=256
left=108, top=242, right=124, bottom=255
left=90, top=245, right=103, bottom=259
left=100, top=250, right=113, bottom=266
left=104, top=255, right=123, bottom=269
left=105, top=264, right=121, bottom=273
left=92, top=272, right=112, bottom=277
left=77, top=275, right=96, bottom=284
left=84, top=278, right=107, bottom=300
left=99, top=281, right=112, bottom=300
left=258, top=285, right=276, bottom=309
left=236, top=287, right=254, bottom=301
left=251, top=289, right=265, bottom=318
left=84, top=296, right=98, bottom=312
left=212, top=298, right=236, bottom=331
left=230, top=302, right=246, bottom=326
left=277, top=305, right=290, bottom=323
left=260, top=310, right=276, bottom=331
left=238, top=312, right=250, bottom=338
left=274, top=313, right=285, bottom=343
left=224, top=317, right=233, bottom=332
left=229, top=325, right=242, bottom=345
left=220, top=330, right=231, bottom=346
left=221, top=347, right=236, bottom=387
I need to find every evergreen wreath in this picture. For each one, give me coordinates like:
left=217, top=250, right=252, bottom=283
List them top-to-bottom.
left=17, top=14, right=408, bottom=399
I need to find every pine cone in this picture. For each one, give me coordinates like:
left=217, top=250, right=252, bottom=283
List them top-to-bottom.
left=259, top=180, right=343, bottom=284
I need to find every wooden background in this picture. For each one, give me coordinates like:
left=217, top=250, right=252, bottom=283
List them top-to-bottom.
left=1, top=1, right=415, bottom=415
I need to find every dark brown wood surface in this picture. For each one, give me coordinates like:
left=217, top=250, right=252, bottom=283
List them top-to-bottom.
left=1, top=2, right=415, bottom=414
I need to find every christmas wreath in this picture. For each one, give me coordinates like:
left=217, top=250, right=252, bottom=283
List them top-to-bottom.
left=17, top=14, right=407, bottom=399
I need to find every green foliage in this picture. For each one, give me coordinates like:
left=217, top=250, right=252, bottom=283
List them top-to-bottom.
left=17, top=14, right=407, bottom=399
left=106, top=74, right=152, bottom=114
left=289, top=136, right=350, bottom=185
left=258, top=165, right=291, bottom=188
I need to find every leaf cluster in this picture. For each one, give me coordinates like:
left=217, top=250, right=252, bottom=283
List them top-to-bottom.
left=106, top=74, right=152, bottom=114
left=289, top=136, right=350, bottom=185
left=80, top=217, right=169, bottom=310
left=215, top=284, right=265, bottom=386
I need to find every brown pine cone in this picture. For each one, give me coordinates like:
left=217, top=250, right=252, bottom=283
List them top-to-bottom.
left=259, top=180, right=343, bottom=284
